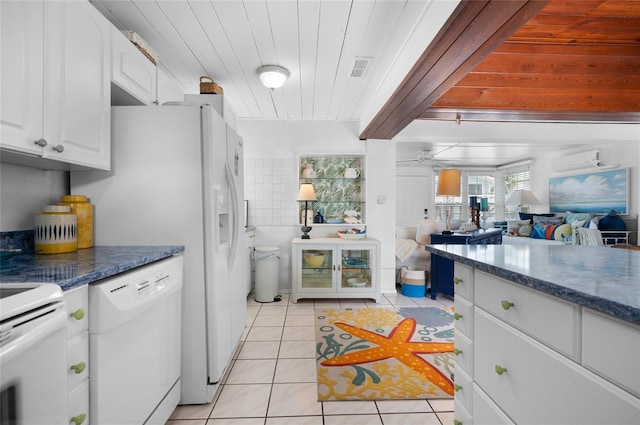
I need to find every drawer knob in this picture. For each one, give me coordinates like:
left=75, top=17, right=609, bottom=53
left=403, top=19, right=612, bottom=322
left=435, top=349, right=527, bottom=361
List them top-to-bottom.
left=453, top=277, right=462, bottom=285
left=501, top=300, right=515, bottom=310
left=70, top=309, right=85, bottom=320
left=454, top=313, right=463, bottom=320
left=454, top=348, right=462, bottom=356
left=70, top=362, right=86, bottom=374
left=495, top=365, right=508, bottom=375
left=454, top=383, right=462, bottom=392
left=70, top=413, right=86, bottom=425
left=453, top=420, right=463, bottom=425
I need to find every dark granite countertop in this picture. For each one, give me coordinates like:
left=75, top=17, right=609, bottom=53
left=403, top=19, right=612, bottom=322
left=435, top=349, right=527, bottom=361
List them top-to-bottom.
left=425, top=244, right=640, bottom=325
left=0, top=246, right=184, bottom=291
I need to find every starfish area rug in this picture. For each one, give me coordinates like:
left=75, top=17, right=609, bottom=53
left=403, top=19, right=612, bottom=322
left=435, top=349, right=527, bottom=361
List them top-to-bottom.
left=315, top=306, right=455, bottom=401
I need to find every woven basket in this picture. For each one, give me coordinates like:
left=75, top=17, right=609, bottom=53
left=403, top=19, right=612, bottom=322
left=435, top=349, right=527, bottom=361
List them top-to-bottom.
left=200, top=76, right=223, bottom=94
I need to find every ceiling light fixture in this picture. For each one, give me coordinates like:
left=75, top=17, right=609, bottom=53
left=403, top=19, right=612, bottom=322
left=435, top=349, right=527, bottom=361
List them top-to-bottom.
left=257, top=65, right=290, bottom=89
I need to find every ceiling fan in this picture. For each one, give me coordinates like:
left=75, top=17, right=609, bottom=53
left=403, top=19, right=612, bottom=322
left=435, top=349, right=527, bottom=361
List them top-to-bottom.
left=396, top=148, right=460, bottom=168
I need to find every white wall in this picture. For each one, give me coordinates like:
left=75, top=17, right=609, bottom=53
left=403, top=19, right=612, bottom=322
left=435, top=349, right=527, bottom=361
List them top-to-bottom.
left=238, top=120, right=398, bottom=294
left=531, top=141, right=639, bottom=217
left=0, top=163, right=68, bottom=231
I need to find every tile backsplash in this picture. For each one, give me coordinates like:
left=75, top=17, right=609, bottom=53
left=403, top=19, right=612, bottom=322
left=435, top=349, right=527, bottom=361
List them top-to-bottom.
left=244, top=158, right=298, bottom=226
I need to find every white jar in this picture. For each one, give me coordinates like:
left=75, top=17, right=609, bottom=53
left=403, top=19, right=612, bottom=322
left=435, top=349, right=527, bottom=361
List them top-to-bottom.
left=34, top=205, right=78, bottom=254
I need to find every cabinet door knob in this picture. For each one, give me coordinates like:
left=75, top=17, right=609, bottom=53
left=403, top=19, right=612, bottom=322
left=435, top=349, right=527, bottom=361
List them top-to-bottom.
left=34, top=138, right=48, bottom=147
left=52, top=144, right=65, bottom=153
left=453, top=277, right=462, bottom=285
left=501, top=300, right=515, bottom=310
left=70, top=309, right=85, bottom=320
left=454, top=313, right=463, bottom=320
left=454, top=348, right=462, bottom=356
left=70, top=362, right=86, bottom=374
left=495, top=365, right=507, bottom=375
left=70, top=413, right=87, bottom=425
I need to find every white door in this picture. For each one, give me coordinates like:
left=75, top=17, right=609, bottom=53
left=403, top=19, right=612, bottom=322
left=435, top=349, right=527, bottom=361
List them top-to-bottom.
left=0, top=0, right=44, bottom=156
left=43, top=1, right=110, bottom=169
left=201, top=106, right=233, bottom=384
left=226, top=126, right=248, bottom=348
left=396, top=175, right=429, bottom=225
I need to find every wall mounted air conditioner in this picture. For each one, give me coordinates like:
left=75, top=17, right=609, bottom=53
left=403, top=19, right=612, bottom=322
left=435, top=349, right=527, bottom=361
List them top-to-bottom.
left=551, top=149, right=602, bottom=172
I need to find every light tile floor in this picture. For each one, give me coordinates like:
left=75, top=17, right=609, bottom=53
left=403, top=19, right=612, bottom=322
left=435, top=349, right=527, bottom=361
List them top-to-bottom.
left=167, top=290, right=455, bottom=425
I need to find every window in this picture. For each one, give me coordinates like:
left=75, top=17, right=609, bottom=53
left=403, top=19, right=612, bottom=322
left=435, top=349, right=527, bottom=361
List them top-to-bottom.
left=503, top=165, right=532, bottom=219
left=434, top=171, right=495, bottom=223
left=434, top=171, right=462, bottom=223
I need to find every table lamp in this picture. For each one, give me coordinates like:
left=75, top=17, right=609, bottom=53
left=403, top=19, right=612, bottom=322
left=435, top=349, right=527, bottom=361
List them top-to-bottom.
left=437, top=169, right=461, bottom=234
left=297, top=183, right=317, bottom=239
left=505, top=189, right=540, bottom=213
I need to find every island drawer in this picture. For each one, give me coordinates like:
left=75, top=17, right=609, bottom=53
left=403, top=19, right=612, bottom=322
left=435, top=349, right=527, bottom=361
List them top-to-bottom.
left=453, top=262, right=474, bottom=301
left=474, top=270, right=580, bottom=360
left=454, top=296, right=473, bottom=338
left=474, top=308, right=640, bottom=425
left=583, top=309, right=640, bottom=398
left=454, top=331, right=473, bottom=376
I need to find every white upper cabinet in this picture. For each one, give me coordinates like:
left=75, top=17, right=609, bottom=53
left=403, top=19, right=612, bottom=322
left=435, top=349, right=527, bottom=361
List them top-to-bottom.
left=1, top=1, right=111, bottom=170
left=1, top=1, right=45, bottom=156
left=111, top=27, right=157, bottom=106
left=156, top=67, right=185, bottom=105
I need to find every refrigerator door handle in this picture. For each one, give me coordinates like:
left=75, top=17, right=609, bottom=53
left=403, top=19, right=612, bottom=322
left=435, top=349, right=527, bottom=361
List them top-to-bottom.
left=226, top=163, right=238, bottom=270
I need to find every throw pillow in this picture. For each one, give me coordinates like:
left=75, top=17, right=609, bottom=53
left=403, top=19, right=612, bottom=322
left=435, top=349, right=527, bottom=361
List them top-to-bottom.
left=565, top=211, right=596, bottom=226
left=519, top=212, right=555, bottom=223
left=533, top=215, right=564, bottom=226
left=507, top=219, right=533, bottom=237
left=531, top=223, right=572, bottom=241
left=553, top=223, right=573, bottom=241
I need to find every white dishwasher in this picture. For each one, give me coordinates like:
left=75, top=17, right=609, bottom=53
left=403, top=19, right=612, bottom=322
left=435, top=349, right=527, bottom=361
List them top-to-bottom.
left=89, top=255, right=183, bottom=425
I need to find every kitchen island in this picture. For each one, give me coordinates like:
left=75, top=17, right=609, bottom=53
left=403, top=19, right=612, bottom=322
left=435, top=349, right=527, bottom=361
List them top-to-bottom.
left=424, top=244, right=640, bottom=425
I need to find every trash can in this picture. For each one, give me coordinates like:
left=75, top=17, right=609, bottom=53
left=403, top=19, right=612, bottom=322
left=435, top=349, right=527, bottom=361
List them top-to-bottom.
left=254, top=246, right=280, bottom=302
left=400, top=269, right=427, bottom=298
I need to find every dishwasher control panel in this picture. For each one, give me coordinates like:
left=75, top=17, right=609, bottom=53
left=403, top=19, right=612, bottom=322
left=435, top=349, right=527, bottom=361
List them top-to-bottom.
left=89, top=256, right=184, bottom=334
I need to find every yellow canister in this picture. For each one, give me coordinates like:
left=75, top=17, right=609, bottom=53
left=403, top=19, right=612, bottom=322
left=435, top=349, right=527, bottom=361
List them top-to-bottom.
left=59, top=195, right=93, bottom=249
left=35, top=205, right=78, bottom=254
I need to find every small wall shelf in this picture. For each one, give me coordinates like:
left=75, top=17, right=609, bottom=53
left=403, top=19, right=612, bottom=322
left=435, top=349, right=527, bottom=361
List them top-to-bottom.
left=299, top=155, right=365, bottom=225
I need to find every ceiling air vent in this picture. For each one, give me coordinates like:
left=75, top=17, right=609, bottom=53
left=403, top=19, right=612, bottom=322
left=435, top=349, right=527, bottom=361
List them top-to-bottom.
left=349, top=57, right=372, bottom=78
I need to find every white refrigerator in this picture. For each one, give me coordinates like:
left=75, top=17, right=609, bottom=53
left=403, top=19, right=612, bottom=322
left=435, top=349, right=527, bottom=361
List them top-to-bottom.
left=71, top=104, right=248, bottom=404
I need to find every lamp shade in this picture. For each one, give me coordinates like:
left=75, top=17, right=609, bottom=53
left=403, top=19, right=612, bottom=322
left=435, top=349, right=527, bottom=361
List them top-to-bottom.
left=257, top=65, right=290, bottom=89
left=436, top=169, right=461, bottom=196
left=297, top=183, right=316, bottom=201
left=505, top=189, right=541, bottom=206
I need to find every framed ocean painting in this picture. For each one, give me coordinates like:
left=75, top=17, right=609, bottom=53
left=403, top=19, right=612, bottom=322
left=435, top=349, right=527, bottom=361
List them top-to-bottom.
left=549, top=168, right=629, bottom=215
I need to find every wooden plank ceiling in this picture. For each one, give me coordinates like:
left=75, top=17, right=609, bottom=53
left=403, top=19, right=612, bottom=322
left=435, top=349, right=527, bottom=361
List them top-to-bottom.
left=360, top=0, right=640, bottom=140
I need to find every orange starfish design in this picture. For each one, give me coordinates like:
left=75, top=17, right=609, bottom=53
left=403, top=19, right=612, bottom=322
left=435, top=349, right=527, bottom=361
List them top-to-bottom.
left=321, top=318, right=454, bottom=395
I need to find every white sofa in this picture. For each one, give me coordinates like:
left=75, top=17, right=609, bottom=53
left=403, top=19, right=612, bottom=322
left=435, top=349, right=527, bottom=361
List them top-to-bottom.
left=395, top=220, right=445, bottom=283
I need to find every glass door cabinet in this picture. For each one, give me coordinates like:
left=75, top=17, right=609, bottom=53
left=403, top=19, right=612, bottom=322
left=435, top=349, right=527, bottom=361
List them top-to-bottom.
left=292, top=238, right=379, bottom=303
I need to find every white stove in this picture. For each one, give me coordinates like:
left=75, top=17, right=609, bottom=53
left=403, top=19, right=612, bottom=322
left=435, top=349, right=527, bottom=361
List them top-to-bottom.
left=0, top=283, right=68, bottom=423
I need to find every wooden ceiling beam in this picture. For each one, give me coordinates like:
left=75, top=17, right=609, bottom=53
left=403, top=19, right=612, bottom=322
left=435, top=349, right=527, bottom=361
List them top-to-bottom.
left=359, top=0, right=551, bottom=140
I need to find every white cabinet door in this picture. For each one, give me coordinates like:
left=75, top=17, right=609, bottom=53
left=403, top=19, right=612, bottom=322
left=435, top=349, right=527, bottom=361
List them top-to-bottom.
left=0, top=1, right=44, bottom=156
left=43, top=1, right=110, bottom=170
left=111, top=26, right=156, bottom=106
left=157, top=67, right=185, bottom=105
left=296, top=245, right=338, bottom=295
left=338, top=245, right=377, bottom=294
